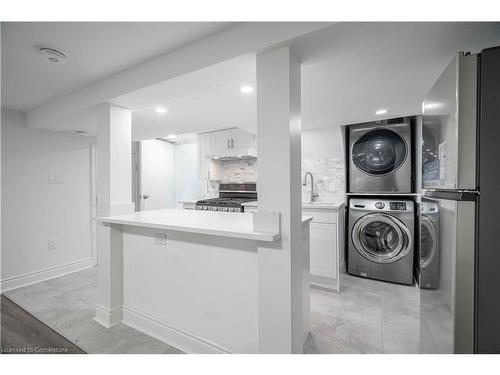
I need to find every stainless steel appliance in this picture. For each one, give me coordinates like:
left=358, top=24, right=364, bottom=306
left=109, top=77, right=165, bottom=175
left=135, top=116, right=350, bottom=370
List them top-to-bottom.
left=420, top=46, right=500, bottom=354
left=348, top=118, right=413, bottom=193
left=195, top=183, right=257, bottom=212
left=348, top=198, right=415, bottom=285
left=418, top=199, right=439, bottom=289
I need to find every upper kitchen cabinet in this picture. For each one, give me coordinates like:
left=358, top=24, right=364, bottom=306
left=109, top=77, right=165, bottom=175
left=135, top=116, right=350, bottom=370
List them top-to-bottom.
left=197, top=127, right=257, bottom=180
left=209, top=128, right=257, bottom=159
left=197, top=132, right=221, bottom=181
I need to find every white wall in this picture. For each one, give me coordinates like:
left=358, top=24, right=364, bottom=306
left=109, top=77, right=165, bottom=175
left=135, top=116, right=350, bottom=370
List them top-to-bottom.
left=1, top=109, right=94, bottom=291
left=302, top=125, right=344, bottom=160
left=301, top=126, right=346, bottom=203
left=140, top=139, right=175, bottom=210
left=174, top=143, right=204, bottom=207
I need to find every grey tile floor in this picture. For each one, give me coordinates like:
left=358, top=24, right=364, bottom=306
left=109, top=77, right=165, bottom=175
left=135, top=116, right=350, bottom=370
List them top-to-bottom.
left=4, top=266, right=183, bottom=354
left=5, top=267, right=420, bottom=354
left=305, top=274, right=420, bottom=354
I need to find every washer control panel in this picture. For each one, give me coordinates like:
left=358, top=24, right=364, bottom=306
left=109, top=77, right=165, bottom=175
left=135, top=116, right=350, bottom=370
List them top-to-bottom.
left=350, top=198, right=414, bottom=212
left=389, top=202, right=407, bottom=211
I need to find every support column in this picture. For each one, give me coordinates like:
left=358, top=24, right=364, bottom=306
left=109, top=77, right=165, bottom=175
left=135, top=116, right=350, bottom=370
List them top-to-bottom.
left=256, top=45, right=306, bottom=353
left=94, top=103, right=134, bottom=328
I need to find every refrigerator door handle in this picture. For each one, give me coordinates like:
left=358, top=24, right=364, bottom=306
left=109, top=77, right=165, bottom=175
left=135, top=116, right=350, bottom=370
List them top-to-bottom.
left=424, top=190, right=479, bottom=201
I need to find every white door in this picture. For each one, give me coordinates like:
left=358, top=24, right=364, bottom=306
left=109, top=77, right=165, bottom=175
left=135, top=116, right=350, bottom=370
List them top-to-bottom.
left=140, top=139, right=175, bottom=210
left=310, top=222, right=337, bottom=278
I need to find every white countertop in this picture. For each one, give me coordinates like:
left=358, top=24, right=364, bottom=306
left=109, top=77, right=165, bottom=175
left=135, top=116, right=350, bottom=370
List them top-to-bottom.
left=241, top=201, right=345, bottom=209
left=97, top=209, right=310, bottom=242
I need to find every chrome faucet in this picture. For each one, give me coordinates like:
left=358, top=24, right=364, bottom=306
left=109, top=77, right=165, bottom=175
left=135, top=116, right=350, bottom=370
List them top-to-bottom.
left=303, top=171, right=319, bottom=202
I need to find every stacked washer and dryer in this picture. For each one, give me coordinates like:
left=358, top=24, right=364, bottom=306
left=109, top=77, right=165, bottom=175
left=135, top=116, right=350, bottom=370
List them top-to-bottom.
left=345, top=117, right=419, bottom=285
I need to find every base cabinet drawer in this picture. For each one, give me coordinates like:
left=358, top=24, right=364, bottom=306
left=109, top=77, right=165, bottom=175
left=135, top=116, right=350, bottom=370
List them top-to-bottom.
left=309, top=222, right=337, bottom=279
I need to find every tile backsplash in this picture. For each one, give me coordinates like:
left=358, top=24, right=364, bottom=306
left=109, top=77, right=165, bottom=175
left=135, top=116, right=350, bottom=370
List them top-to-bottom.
left=205, top=157, right=345, bottom=204
left=302, top=157, right=345, bottom=203
left=218, top=159, right=258, bottom=183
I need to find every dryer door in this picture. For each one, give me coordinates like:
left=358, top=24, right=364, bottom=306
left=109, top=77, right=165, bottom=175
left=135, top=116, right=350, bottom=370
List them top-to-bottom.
left=352, top=128, right=408, bottom=176
left=352, top=213, right=412, bottom=263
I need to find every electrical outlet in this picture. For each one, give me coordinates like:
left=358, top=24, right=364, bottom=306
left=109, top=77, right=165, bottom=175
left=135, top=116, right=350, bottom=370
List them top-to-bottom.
left=48, top=174, right=66, bottom=184
left=154, top=233, right=167, bottom=246
left=48, top=239, right=57, bottom=251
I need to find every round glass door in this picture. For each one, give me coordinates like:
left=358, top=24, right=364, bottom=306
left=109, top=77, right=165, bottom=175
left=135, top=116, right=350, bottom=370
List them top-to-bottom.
left=352, top=128, right=407, bottom=175
left=352, top=213, right=411, bottom=263
left=420, top=217, right=437, bottom=268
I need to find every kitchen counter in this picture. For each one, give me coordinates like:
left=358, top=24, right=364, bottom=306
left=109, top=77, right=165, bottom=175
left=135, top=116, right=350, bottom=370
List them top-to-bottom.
left=177, top=199, right=199, bottom=204
left=242, top=201, right=345, bottom=210
left=97, top=208, right=282, bottom=242
left=97, top=208, right=312, bottom=242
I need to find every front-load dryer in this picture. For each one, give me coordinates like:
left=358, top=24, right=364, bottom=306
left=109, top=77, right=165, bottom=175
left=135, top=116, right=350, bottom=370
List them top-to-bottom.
left=348, top=118, right=413, bottom=193
left=348, top=198, right=415, bottom=285
left=419, top=199, right=440, bottom=289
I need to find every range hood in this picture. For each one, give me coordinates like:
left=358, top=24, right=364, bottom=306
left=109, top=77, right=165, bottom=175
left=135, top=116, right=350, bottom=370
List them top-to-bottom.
left=209, top=146, right=257, bottom=161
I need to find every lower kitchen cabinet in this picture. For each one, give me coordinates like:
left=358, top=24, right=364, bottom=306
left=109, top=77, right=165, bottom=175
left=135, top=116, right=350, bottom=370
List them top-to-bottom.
left=244, top=203, right=346, bottom=292
left=303, top=205, right=345, bottom=292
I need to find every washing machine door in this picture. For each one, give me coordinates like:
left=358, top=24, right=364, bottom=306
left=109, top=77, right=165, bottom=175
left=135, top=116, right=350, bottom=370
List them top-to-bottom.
left=352, top=128, right=408, bottom=175
left=352, top=213, right=412, bottom=263
left=420, top=216, right=437, bottom=269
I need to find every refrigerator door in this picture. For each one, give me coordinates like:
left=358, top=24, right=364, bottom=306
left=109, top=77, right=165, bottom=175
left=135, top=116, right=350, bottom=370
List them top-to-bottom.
left=476, top=46, right=500, bottom=353
left=422, top=53, right=478, bottom=190
left=419, top=193, right=476, bottom=354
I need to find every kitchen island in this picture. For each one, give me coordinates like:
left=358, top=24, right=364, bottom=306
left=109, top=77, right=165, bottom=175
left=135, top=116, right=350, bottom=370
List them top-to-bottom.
left=95, top=209, right=312, bottom=354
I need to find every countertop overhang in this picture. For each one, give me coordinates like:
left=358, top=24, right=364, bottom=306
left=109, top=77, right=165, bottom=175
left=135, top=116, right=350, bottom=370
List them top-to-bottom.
left=241, top=201, right=345, bottom=210
left=96, top=209, right=310, bottom=242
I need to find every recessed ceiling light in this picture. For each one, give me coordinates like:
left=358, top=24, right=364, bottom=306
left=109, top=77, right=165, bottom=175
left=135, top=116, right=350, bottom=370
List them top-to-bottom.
left=240, top=85, right=254, bottom=94
left=155, top=107, right=167, bottom=114
left=375, top=109, right=388, bottom=115
left=167, top=134, right=177, bottom=139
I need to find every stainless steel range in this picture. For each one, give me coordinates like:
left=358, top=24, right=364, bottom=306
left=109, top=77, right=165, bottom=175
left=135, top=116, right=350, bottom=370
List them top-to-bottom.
left=195, top=183, right=257, bottom=212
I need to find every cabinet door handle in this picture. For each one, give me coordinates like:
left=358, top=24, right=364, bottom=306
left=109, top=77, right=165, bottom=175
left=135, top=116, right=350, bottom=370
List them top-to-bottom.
left=227, top=139, right=230, bottom=149
left=231, top=139, right=234, bottom=148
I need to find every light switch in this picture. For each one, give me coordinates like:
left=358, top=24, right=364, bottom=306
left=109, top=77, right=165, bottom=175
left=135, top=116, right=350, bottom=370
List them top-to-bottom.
left=48, top=239, right=57, bottom=250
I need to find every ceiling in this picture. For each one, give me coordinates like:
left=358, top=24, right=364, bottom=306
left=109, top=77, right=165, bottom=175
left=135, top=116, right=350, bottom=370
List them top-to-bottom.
left=1, top=22, right=237, bottom=111
left=2, top=22, right=500, bottom=138
left=295, top=22, right=500, bottom=129
left=111, top=54, right=256, bottom=140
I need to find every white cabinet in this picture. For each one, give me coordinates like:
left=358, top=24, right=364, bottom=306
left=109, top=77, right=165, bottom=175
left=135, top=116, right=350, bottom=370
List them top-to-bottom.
left=230, top=128, right=256, bottom=150
left=212, top=129, right=233, bottom=154
left=197, top=132, right=221, bottom=181
left=242, top=203, right=345, bottom=292
left=303, top=205, right=345, bottom=292
left=309, top=222, right=337, bottom=278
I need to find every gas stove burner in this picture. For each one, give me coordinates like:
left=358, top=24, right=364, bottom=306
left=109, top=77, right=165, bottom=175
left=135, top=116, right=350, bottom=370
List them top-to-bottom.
left=195, top=183, right=257, bottom=212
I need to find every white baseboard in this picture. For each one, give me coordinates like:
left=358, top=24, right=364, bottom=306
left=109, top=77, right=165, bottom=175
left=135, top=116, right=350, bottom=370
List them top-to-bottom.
left=0, top=258, right=94, bottom=293
left=94, top=304, right=122, bottom=328
left=122, top=306, right=233, bottom=354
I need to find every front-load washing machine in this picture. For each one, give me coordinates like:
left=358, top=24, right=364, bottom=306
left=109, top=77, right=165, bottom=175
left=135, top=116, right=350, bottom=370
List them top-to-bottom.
left=348, top=118, right=413, bottom=193
left=348, top=198, right=415, bottom=284
left=419, top=199, right=440, bottom=289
